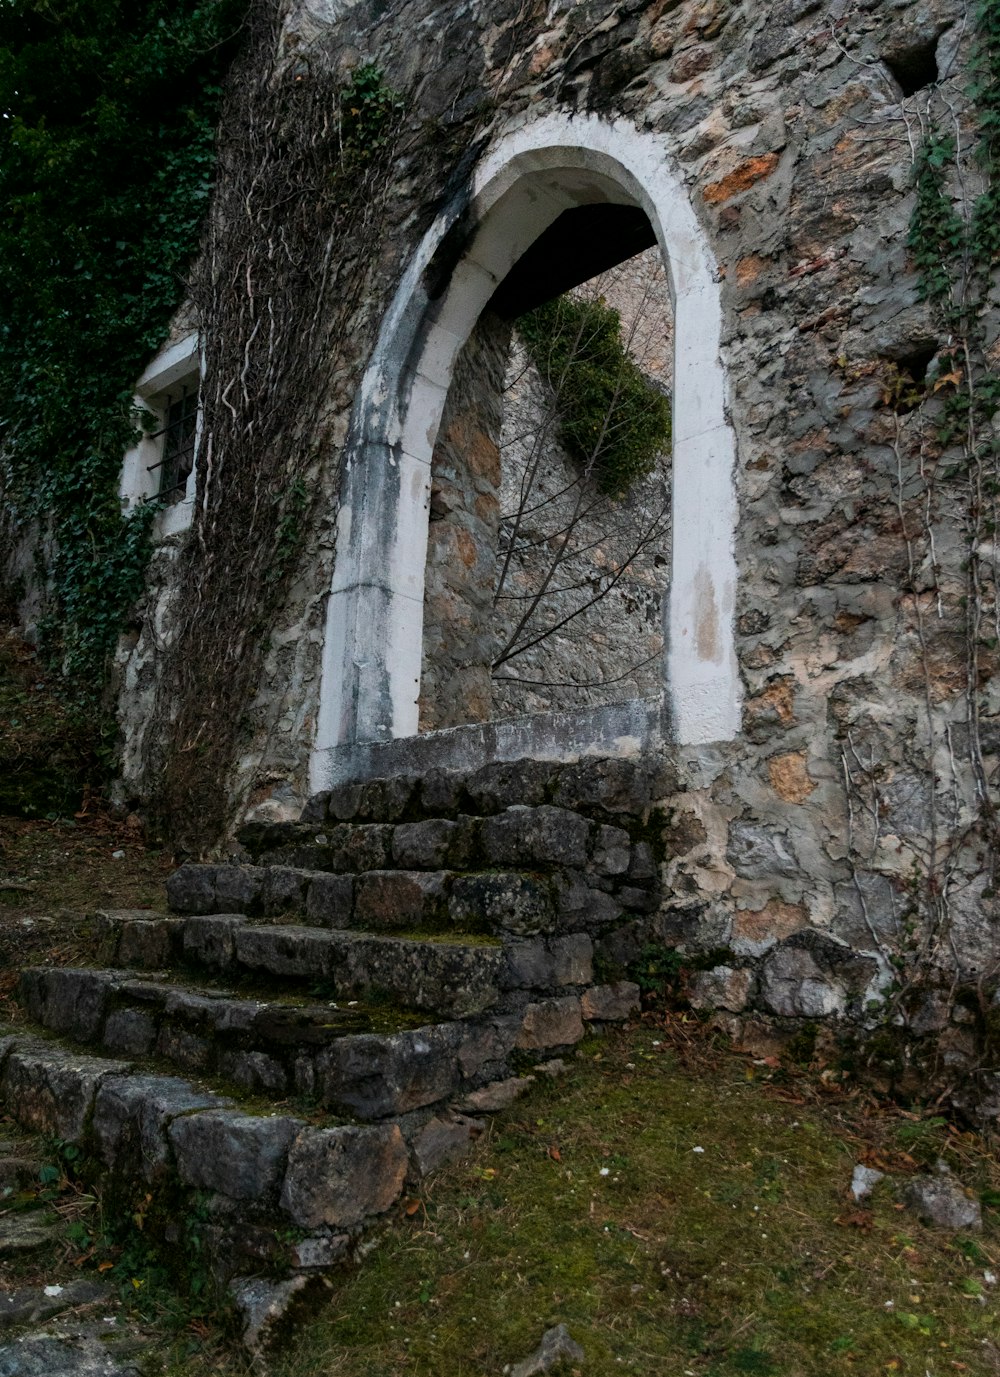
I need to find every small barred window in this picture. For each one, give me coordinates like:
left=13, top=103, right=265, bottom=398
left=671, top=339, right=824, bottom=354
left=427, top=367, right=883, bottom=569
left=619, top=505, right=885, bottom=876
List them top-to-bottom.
left=148, top=383, right=198, bottom=504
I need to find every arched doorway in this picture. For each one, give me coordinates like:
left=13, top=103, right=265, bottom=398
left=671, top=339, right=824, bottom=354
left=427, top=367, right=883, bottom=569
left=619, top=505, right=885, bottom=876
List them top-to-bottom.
left=311, top=113, right=740, bottom=789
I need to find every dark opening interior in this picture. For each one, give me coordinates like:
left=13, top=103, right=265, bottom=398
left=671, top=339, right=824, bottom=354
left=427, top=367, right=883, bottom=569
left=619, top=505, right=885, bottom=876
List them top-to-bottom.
left=885, top=41, right=939, bottom=97
left=488, top=203, right=656, bottom=319
left=895, top=342, right=938, bottom=384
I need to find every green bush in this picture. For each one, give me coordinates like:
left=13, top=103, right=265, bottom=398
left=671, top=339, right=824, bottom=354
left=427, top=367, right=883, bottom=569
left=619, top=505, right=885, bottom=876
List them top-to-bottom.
left=518, top=293, right=671, bottom=498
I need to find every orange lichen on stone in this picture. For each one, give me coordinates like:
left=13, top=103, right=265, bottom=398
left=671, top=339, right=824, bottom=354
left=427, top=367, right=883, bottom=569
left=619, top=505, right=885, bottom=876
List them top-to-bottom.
left=703, top=153, right=780, bottom=205
left=735, top=254, right=769, bottom=287
left=744, top=675, right=796, bottom=727
left=767, top=751, right=816, bottom=803
left=733, top=899, right=808, bottom=945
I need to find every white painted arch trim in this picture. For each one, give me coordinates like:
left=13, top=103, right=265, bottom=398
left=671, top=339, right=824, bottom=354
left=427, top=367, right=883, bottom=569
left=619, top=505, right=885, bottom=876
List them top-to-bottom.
left=312, top=112, right=740, bottom=790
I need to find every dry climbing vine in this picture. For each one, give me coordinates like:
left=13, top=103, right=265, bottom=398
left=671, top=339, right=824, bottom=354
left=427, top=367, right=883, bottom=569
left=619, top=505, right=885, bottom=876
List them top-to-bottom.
left=146, top=0, right=406, bottom=850
left=836, top=0, right=1000, bottom=1097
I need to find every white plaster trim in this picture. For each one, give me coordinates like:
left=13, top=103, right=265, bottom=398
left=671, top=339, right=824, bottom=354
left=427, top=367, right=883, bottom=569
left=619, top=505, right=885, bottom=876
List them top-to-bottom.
left=312, top=112, right=741, bottom=791
left=119, top=332, right=201, bottom=539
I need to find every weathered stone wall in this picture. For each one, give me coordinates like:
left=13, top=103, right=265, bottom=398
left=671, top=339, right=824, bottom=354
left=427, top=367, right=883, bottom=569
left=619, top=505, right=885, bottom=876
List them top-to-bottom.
left=107, top=0, right=1000, bottom=1062
left=420, top=250, right=674, bottom=728
left=420, top=313, right=511, bottom=732
left=492, top=338, right=670, bottom=717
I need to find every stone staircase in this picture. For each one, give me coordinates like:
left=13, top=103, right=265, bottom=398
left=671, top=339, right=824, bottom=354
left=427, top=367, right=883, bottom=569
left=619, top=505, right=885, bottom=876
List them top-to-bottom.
left=0, top=756, right=666, bottom=1347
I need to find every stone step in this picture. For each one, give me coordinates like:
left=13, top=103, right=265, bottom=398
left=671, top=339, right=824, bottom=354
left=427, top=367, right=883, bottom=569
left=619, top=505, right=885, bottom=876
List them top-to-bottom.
left=295, top=755, right=671, bottom=828
left=235, top=806, right=658, bottom=899
left=165, top=843, right=656, bottom=938
left=164, top=861, right=599, bottom=935
left=98, top=910, right=608, bottom=1001
left=98, top=923, right=507, bottom=1018
left=20, top=966, right=519, bottom=1119
left=0, top=1028, right=415, bottom=1284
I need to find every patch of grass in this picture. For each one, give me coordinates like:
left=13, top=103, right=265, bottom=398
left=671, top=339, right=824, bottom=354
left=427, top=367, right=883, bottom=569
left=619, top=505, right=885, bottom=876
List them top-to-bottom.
left=150, top=1019, right=1000, bottom=1376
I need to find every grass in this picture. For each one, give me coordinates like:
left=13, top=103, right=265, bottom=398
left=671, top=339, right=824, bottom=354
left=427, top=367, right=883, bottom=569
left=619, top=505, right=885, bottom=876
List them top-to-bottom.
left=1, top=789, right=999, bottom=1375
left=149, top=1019, right=1000, bottom=1377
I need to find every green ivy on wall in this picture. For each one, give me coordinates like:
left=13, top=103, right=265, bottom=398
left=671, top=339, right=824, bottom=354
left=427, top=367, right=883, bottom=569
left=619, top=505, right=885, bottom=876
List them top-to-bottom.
left=0, top=0, right=243, bottom=693
left=518, top=294, right=672, bottom=498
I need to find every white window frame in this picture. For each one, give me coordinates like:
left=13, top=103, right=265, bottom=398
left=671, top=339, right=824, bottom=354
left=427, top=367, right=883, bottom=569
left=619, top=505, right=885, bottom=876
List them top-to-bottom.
left=119, top=331, right=202, bottom=539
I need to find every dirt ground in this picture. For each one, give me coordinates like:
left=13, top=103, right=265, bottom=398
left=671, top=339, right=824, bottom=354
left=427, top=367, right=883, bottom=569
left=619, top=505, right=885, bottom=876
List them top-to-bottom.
left=0, top=812, right=173, bottom=1023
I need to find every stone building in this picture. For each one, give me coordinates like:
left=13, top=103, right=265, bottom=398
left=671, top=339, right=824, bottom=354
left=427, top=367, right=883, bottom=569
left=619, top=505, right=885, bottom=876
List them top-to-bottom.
left=81, top=0, right=1000, bottom=1050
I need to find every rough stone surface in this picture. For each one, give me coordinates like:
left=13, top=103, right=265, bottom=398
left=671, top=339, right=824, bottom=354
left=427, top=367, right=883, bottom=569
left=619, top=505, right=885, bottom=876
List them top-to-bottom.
left=482, top=807, right=591, bottom=868
left=354, top=871, right=448, bottom=930
left=304, top=872, right=354, bottom=927
left=449, top=872, right=554, bottom=936
left=181, top=914, right=247, bottom=971
left=505, top=935, right=593, bottom=990
left=688, top=966, right=755, bottom=1014
left=19, top=968, right=117, bottom=1042
left=580, top=981, right=641, bottom=1022
left=516, top=997, right=585, bottom=1051
left=311, top=1024, right=462, bottom=1119
left=1, top=1047, right=131, bottom=1142
left=93, top=1074, right=228, bottom=1179
left=455, top=1076, right=536, bottom=1113
left=169, top=1110, right=302, bottom=1202
left=410, top=1112, right=485, bottom=1178
left=280, top=1124, right=408, bottom=1229
left=850, top=1164, right=885, bottom=1201
left=903, top=1168, right=983, bottom=1231
left=0, top=1214, right=66, bottom=1257
left=229, top=1274, right=309, bottom=1352
left=0, top=1281, right=110, bottom=1329
left=510, top=1324, right=586, bottom=1377
left=0, top=1337, right=142, bottom=1376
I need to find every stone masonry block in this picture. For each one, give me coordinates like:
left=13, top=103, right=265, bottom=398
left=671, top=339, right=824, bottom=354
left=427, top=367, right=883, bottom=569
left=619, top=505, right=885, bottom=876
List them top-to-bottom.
left=551, top=758, right=666, bottom=817
left=463, top=759, right=552, bottom=813
left=419, top=769, right=464, bottom=816
left=356, top=776, right=418, bottom=822
left=481, top=806, right=591, bottom=868
left=391, top=819, right=458, bottom=869
left=328, top=823, right=393, bottom=872
left=591, top=825, right=632, bottom=877
left=166, top=863, right=218, bottom=915
left=215, top=865, right=264, bottom=913
left=262, top=867, right=311, bottom=917
left=552, top=870, right=623, bottom=929
left=354, top=871, right=448, bottom=930
left=449, top=871, right=555, bottom=936
left=305, top=872, right=354, bottom=927
left=182, top=914, right=247, bottom=971
left=115, top=917, right=179, bottom=968
left=234, top=925, right=334, bottom=980
left=504, top=935, right=593, bottom=990
left=687, top=966, right=754, bottom=1014
left=19, top=967, right=118, bottom=1041
left=580, top=981, right=641, bottom=1022
left=516, top=996, right=585, bottom=1051
left=103, top=1008, right=158, bottom=1056
left=313, top=1023, right=461, bottom=1119
left=1, top=1046, right=132, bottom=1142
left=93, top=1074, right=227, bottom=1178
left=169, top=1110, right=303, bottom=1202
left=280, top=1124, right=408, bottom=1229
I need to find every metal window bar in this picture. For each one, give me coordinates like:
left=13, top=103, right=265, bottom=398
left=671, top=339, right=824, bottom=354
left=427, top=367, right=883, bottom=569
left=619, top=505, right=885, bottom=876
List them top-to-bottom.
left=146, top=383, right=198, bottom=504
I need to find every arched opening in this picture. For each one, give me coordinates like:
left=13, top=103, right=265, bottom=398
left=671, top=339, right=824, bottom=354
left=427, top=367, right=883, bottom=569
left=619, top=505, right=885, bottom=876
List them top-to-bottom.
left=311, top=114, right=739, bottom=788
left=420, top=242, right=673, bottom=731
